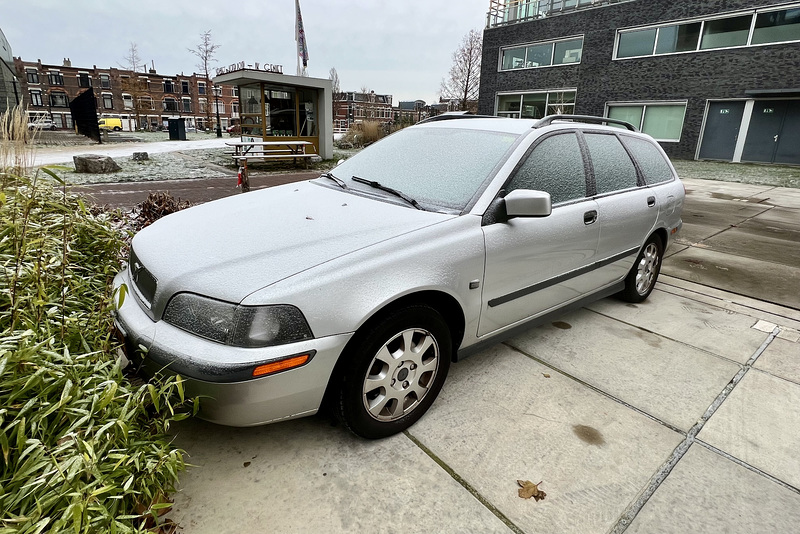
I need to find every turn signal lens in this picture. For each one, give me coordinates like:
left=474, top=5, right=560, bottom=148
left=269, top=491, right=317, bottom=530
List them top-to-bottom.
left=252, top=354, right=311, bottom=377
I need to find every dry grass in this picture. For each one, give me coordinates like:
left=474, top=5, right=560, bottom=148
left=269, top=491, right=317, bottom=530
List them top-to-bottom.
left=0, top=106, right=38, bottom=179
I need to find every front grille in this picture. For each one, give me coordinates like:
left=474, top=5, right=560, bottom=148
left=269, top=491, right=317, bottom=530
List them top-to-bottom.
left=129, top=248, right=157, bottom=308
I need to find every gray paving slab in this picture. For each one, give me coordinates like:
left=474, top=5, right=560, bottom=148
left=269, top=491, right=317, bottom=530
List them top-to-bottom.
left=680, top=178, right=776, bottom=198
left=673, top=198, right=769, bottom=244
left=702, top=219, right=800, bottom=268
left=662, top=246, right=800, bottom=310
left=587, top=290, right=769, bottom=364
left=505, top=308, right=741, bottom=431
left=755, top=337, right=800, bottom=386
left=409, top=343, right=683, bottom=534
left=698, top=369, right=800, bottom=490
left=167, top=416, right=512, bottom=534
left=626, top=444, right=800, bottom=534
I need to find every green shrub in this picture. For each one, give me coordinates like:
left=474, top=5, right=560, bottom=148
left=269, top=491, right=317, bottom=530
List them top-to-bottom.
left=1, top=107, right=192, bottom=533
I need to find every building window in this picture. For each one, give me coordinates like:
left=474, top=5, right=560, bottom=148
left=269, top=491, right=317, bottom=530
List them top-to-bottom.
left=616, top=5, right=800, bottom=59
left=752, top=7, right=800, bottom=45
left=500, top=36, right=583, bottom=70
left=26, top=70, right=39, bottom=83
left=48, top=71, right=64, bottom=85
left=78, top=73, right=92, bottom=88
left=100, top=74, right=111, bottom=89
left=164, top=80, right=175, bottom=93
left=182, top=80, right=190, bottom=94
left=198, top=82, right=207, bottom=95
left=232, top=86, right=239, bottom=97
left=29, top=90, right=43, bottom=106
left=496, top=90, right=576, bottom=119
left=50, top=91, right=69, bottom=107
left=102, top=93, right=113, bottom=109
left=122, top=94, right=133, bottom=110
left=138, top=96, right=154, bottom=110
left=163, top=97, right=178, bottom=112
left=182, top=97, right=192, bottom=112
left=199, top=98, right=207, bottom=113
left=213, top=101, right=225, bottom=114
left=231, top=102, right=239, bottom=117
left=606, top=102, right=687, bottom=142
left=52, top=114, right=64, bottom=129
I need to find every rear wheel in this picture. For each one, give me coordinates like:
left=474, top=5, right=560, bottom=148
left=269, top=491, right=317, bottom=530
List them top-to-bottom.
left=619, top=234, right=663, bottom=303
left=337, top=305, right=451, bottom=439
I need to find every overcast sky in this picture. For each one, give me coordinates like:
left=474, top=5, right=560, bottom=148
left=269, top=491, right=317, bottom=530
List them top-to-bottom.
left=4, top=0, right=489, bottom=104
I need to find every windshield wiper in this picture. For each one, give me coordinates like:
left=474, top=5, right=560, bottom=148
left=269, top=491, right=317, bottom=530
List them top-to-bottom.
left=320, top=171, right=347, bottom=189
left=351, top=176, right=424, bottom=210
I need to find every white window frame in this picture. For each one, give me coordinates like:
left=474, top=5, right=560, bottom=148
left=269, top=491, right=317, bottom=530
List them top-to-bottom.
left=614, top=3, right=800, bottom=60
left=498, top=34, right=585, bottom=71
left=494, top=88, right=578, bottom=119
left=604, top=100, right=688, bottom=142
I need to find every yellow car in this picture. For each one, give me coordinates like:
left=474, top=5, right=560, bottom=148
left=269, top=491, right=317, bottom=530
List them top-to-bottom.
left=98, top=118, right=123, bottom=131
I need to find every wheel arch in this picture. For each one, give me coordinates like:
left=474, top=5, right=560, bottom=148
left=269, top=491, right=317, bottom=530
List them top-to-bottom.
left=320, top=289, right=466, bottom=412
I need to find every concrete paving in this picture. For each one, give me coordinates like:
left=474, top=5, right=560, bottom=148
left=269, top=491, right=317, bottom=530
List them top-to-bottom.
left=144, top=177, right=800, bottom=534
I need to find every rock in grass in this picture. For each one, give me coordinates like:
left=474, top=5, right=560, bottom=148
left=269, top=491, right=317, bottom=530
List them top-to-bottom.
left=132, top=151, right=149, bottom=161
left=73, top=153, right=122, bottom=173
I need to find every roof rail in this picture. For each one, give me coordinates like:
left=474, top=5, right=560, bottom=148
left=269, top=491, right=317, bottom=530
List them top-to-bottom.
left=418, top=112, right=500, bottom=124
left=532, top=114, right=638, bottom=132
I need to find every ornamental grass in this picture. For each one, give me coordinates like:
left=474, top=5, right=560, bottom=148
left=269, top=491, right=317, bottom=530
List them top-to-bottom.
left=1, top=106, right=192, bottom=534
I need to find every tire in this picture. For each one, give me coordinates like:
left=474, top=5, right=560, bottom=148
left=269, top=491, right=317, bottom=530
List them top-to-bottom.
left=113, top=127, right=122, bottom=131
left=619, top=234, right=663, bottom=303
left=337, top=305, right=451, bottom=439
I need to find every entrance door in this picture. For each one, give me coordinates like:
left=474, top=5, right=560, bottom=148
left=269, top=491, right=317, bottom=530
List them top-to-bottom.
left=699, top=101, right=745, bottom=161
left=742, top=101, right=791, bottom=163
left=775, top=102, right=800, bottom=165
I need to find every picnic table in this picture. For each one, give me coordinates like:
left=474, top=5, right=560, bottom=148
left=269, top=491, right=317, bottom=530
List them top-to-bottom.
left=226, top=140, right=315, bottom=192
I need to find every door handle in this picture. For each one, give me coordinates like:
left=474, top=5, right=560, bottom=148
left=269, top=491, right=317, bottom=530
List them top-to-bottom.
left=647, top=196, right=656, bottom=207
left=584, top=210, right=597, bottom=225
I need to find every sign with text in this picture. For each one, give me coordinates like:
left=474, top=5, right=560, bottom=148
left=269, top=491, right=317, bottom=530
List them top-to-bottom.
left=216, top=62, right=284, bottom=76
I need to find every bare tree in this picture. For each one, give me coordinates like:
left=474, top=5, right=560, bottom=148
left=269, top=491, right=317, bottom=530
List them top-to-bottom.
left=439, top=29, right=482, bottom=112
left=189, top=30, right=220, bottom=129
left=119, top=42, right=149, bottom=130
left=329, top=67, right=341, bottom=96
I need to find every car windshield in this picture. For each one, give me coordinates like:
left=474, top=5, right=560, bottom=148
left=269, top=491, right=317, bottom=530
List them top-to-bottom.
left=332, top=126, right=520, bottom=211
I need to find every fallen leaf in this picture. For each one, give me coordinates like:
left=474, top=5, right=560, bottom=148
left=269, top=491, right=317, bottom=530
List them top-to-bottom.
left=542, top=373, right=551, bottom=378
left=517, top=480, right=546, bottom=501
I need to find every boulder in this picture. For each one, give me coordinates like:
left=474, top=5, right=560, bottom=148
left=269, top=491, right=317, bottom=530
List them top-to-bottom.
left=132, top=152, right=149, bottom=161
left=73, top=154, right=122, bottom=173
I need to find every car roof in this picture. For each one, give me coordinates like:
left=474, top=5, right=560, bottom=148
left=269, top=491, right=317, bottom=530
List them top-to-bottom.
left=413, top=114, right=638, bottom=137
left=414, top=117, right=536, bottom=135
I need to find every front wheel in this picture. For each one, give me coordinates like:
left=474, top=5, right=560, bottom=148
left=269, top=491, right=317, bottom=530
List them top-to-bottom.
left=619, top=234, right=663, bottom=303
left=337, top=305, right=451, bottom=439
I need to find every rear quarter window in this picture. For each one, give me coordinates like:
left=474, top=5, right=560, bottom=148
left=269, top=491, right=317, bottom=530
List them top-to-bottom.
left=583, top=132, right=639, bottom=194
left=621, top=136, right=675, bottom=185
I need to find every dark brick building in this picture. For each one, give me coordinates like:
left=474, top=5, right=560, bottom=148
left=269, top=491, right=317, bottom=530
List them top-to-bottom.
left=479, top=0, right=800, bottom=164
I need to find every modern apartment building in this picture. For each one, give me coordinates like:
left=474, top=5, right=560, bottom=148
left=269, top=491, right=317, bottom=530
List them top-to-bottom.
left=480, top=0, right=800, bottom=164
left=0, top=29, right=20, bottom=112
left=13, top=57, right=238, bottom=132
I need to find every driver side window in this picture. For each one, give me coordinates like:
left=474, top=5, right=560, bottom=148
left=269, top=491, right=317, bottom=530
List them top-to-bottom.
left=507, top=133, right=587, bottom=204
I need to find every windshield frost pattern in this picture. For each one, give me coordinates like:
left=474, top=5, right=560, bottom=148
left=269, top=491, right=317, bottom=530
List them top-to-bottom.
left=334, top=128, right=519, bottom=210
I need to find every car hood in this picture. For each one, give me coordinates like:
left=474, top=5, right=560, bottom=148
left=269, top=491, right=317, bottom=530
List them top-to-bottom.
left=131, top=180, right=453, bottom=311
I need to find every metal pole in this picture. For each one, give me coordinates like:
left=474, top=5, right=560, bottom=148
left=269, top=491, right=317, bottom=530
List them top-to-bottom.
left=214, top=85, right=222, bottom=137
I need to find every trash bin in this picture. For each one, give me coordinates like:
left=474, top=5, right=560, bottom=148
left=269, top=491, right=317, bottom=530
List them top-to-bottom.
left=168, top=118, right=187, bottom=141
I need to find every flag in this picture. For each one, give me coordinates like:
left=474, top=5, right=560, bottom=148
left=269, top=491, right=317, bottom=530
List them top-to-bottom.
left=295, top=0, right=309, bottom=76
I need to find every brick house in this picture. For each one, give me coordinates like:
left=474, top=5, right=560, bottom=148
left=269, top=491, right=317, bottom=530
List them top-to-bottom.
left=479, top=0, right=800, bottom=164
left=13, top=57, right=238, bottom=132
left=333, top=91, right=394, bottom=133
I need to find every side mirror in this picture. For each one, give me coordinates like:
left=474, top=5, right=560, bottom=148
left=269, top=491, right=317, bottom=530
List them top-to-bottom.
left=504, top=189, right=552, bottom=218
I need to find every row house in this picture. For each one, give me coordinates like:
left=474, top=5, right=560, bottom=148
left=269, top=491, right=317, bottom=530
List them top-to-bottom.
left=13, top=57, right=240, bottom=132
left=333, top=90, right=394, bottom=132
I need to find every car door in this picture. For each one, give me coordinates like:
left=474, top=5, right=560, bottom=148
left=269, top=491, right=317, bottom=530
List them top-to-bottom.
left=479, top=131, right=601, bottom=337
left=583, top=131, right=659, bottom=286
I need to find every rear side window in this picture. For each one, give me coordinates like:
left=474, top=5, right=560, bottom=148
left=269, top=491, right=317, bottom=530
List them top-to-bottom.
left=508, top=133, right=586, bottom=204
left=583, top=133, right=638, bottom=194
left=622, top=136, right=675, bottom=184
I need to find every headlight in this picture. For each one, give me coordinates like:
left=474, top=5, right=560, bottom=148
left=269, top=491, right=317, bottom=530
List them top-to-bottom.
left=163, top=293, right=313, bottom=348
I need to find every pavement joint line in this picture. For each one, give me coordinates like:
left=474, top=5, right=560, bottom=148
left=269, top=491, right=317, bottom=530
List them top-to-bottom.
left=608, top=327, right=780, bottom=534
left=503, top=342, right=686, bottom=436
left=402, top=431, right=524, bottom=534
left=693, top=439, right=800, bottom=497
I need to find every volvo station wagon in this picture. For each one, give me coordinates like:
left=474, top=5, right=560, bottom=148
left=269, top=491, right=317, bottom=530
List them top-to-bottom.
left=113, top=114, right=684, bottom=439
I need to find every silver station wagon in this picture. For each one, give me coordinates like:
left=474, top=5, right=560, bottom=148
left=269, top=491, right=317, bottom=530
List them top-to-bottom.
left=113, top=115, right=684, bottom=439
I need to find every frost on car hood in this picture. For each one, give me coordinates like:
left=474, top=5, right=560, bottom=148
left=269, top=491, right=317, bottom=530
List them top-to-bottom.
left=131, top=180, right=452, bottom=308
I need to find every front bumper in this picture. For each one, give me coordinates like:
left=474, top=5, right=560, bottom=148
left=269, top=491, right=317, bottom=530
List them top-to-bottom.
left=113, top=272, right=353, bottom=427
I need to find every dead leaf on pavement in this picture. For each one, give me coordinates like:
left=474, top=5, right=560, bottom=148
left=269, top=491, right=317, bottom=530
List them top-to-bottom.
left=517, top=480, right=546, bottom=501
